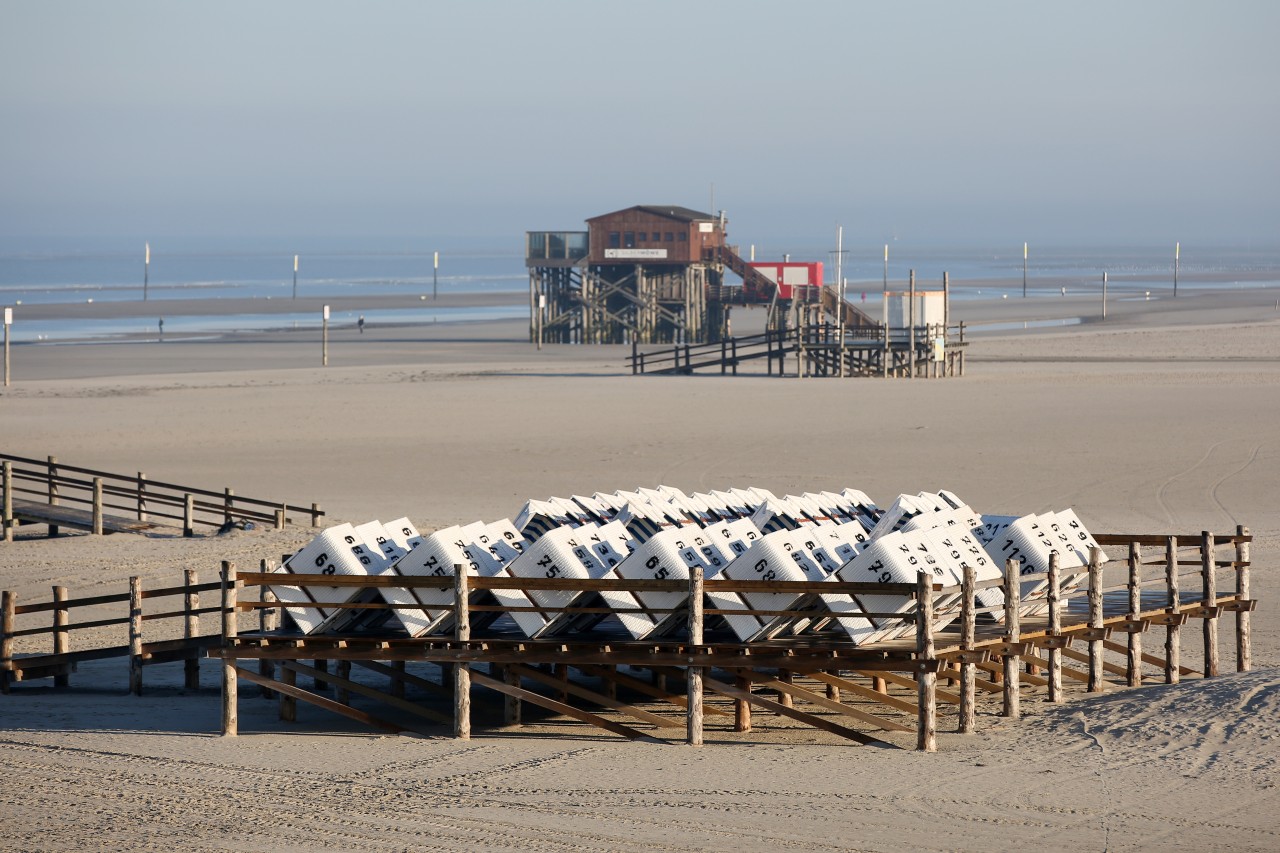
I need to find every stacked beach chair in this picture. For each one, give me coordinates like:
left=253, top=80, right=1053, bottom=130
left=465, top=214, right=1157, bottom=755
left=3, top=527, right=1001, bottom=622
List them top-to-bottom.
left=267, top=484, right=1106, bottom=645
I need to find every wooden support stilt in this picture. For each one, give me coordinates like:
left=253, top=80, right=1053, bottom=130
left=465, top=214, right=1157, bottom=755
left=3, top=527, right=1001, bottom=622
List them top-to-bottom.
left=183, top=494, right=194, bottom=538
left=1236, top=525, right=1251, bottom=672
left=1202, top=531, right=1219, bottom=677
left=1166, top=536, right=1181, bottom=685
left=1127, top=542, right=1143, bottom=687
left=1087, top=547, right=1105, bottom=693
left=1047, top=552, right=1063, bottom=702
left=1002, top=559, right=1021, bottom=719
left=220, top=561, right=238, bottom=736
left=453, top=564, right=471, bottom=740
left=687, top=564, right=704, bottom=746
left=958, top=564, right=977, bottom=733
left=917, top=572, right=937, bottom=752
left=128, top=576, right=143, bottom=696
left=53, top=586, right=69, bottom=688
left=313, top=659, right=329, bottom=692
left=335, top=659, right=352, bottom=705
left=391, top=660, right=406, bottom=699
left=280, top=661, right=297, bottom=722
left=504, top=665, right=522, bottom=725
left=777, top=668, right=794, bottom=709
left=734, top=674, right=752, bottom=732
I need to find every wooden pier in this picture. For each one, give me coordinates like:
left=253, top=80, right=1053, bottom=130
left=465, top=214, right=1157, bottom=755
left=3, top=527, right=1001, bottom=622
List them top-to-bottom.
left=3, top=529, right=1253, bottom=752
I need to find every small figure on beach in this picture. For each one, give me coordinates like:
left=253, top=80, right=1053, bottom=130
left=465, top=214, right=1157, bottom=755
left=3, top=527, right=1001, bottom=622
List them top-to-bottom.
left=358, top=315, right=365, bottom=334
left=158, top=317, right=164, bottom=339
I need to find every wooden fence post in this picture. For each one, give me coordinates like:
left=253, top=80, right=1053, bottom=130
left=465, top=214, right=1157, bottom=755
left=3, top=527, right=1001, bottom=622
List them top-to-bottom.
left=47, top=455, right=60, bottom=537
left=3, top=460, right=13, bottom=542
left=137, top=472, right=148, bottom=521
left=92, top=477, right=103, bottom=535
left=223, top=488, right=234, bottom=525
left=183, top=493, right=194, bottom=537
left=311, top=503, right=321, bottom=528
left=274, top=509, right=285, bottom=530
left=1236, top=525, right=1251, bottom=672
left=1201, top=531, right=1219, bottom=677
left=1166, top=536, right=1181, bottom=684
left=1127, top=541, right=1143, bottom=687
left=1087, top=547, right=1105, bottom=692
left=1047, top=552, right=1063, bottom=702
left=1002, top=559, right=1021, bottom=719
left=221, top=561, right=238, bottom=736
left=958, top=563, right=976, bottom=733
left=453, top=564, right=470, bottom=739
left=687, top=564, right=704, bottom=747
left=184, top=569, right=200, bottom=690
left=259, top=570, right=279, bottom=698
left=916, top=572, right=937, bottom=752
left=129, top=576, right=143, bottom=696
left=53, top=585, right=69, bottom=687
left=1, top=590, right=14, bottom=694
left=279, top=664, right=297, bottom=723
left=503, top=665, right=521, bottom=726
left=734, top=673, right=752, bottom=732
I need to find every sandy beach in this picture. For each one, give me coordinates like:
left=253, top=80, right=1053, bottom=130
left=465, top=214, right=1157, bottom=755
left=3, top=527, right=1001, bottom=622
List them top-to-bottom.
left=1, top=284, right=1278, bottom=851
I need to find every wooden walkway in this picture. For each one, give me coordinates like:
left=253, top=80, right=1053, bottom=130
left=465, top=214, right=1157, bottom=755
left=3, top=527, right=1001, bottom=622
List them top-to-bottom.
left=2, top=452, right=325, bottom=539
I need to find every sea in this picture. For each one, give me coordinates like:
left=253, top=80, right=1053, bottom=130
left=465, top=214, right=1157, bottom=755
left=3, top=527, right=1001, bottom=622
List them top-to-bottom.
left=2, top=238, right=1278, bottom=344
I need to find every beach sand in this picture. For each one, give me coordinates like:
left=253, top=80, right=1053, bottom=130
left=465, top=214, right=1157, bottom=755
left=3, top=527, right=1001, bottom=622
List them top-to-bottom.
left=1, top=285, right=1278, bottom=851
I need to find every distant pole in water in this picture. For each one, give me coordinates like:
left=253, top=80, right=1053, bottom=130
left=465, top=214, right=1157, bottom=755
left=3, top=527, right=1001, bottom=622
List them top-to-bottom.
left=1174, top=241, right=1180, bottom=298
left=144, top=242, right=150, bottom=302
left=1022, top=242, right=1028, bottom=298
left=883, top=244, right=889, bottom=294
left=433, top=251, right=439, bottom=300
left=292, top=254, right=299, bottom=300
left=1102, top=271, right=1108, bottom=319
left=322, top=305, right=330, bottom=366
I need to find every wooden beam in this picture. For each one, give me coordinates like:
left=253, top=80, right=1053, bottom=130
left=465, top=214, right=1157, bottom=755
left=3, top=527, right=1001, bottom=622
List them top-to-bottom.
left=281, top=660, right=451, bottom=725
left=507, top=663, right=680, bottom=729
left=237, top=666, right=405, bottom=734
left=468, top=669, right=653, bottom=741
left=704, top=676, right=886, bottom=745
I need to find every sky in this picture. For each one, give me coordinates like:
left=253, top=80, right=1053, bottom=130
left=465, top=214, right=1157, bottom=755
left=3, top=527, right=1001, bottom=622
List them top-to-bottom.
left=2, top=1, right=1278, bottom=249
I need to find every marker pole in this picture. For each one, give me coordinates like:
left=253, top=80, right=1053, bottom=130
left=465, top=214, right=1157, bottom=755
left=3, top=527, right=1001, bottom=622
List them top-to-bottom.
left=144, top=242, right=150, bottom=302
left=1022, top=242, right=1028, bottom=298
left=433, top=251, right=439, bottom=300
left=293, top=254, right=299, bottom=299
left=322, top=305, right=330, bottom=366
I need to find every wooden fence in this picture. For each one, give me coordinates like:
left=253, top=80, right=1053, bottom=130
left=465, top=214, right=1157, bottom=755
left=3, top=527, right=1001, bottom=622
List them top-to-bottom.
left=1, top=452, right=324, bottom=540
left=0, top=571, right=224, bottom=694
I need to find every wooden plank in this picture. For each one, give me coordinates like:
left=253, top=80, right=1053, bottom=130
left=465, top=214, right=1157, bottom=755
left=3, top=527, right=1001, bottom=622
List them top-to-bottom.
left=11, top=499, right=160, bottom=534
left=1101, top=639, right=1198, bottom=676
left=281, top=660, right=451, bottom=725
left=507, top=663, right=681, bottom=729
left=234, top=666, right=407, bottom=734
left=467, top=669, right=653, bottom=741
left=703, top=676, right=886, bottom=746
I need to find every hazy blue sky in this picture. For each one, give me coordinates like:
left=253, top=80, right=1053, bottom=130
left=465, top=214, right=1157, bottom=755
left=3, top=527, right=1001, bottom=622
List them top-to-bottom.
left=2, top=1, right=1277, bottom=248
